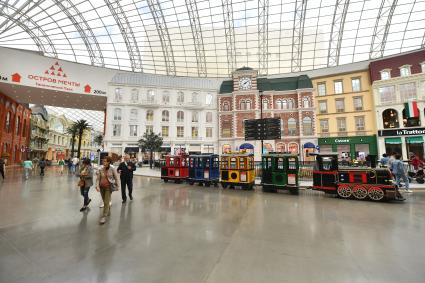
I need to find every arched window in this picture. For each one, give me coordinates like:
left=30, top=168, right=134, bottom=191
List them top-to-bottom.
left=114, top=88, right=123, bottom=102
left=131, top=89, right=139, bottom=103
left=147, top=90, right=155, bottom=102
left=162, top=91, right=170, bottom=103
left=177, top=91, right=185, bottom=104
left=192, top=92, right=198, bottom=103
left=206, top=94, right=213, bottom=105
left=303, top=97, right=310, bottom=108
left=262, top=99, right=269, bottom=110
left=276, top=99, right=283, bottom=109
left=288, top=99, right=294, bottom=109
left=240, top=100, right=246, bottom=110
left=246, top=100, right=252, bottom=110
left=222, top=101, right=230, bottom=111
left=113, top=108, right=122, bottom=121
left=130, top=109, right=138, bottom=121
left=382, top=109, right=399, bottom=129
left=146, top=110, right=154, bottom=121
left=162, top=110, right=169, bottom=122
left=177, top=111, right=184, bottom=122
left=192, top=111, right=199, bottom=122
left=303, top=117, right=313, bottom=135
left=288, top=118, right=296, bottom=135
left=288, top=142, right=299, bottom=154
left=276, top=143, right=286, bottom=153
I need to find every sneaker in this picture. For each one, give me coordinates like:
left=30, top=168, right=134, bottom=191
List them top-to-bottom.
left=406, top=190, right=413, bottom=193
left=130, top=195, right=133, bottom=201
left=122, top=200, right=127, bottom=204
left=99, top=203, right=104, bottom=208
left=80, top=206, right=86, bottom=212
left=99, top=217, right=106, bottom=225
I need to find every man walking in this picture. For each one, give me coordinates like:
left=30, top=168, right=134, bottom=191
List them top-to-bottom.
left=393, top=153, right=412, bottom=193
left=117, top=154, right=137, bottom=203
left=71, top=156, right=79, bottom=174
left=0, top=157, right=5, bottom=179
left=23, top=157, right=33, bottom=180
left=39, top=158, right=47, bottom=176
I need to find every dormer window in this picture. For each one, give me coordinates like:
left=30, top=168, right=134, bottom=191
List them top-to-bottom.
left=399, top=65, right=411, bottom=77
left=380, top=70, right=391, bottom=80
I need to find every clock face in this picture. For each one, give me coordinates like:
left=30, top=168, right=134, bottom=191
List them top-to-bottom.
left=239, top=77, right=252, bottom=90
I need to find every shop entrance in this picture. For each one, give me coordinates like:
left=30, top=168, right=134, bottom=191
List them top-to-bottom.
left=406, top=137, right=424, bottom=160
left=385, top=138, right=402, bottom=156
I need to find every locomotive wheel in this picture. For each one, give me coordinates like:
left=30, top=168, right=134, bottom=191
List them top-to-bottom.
left=337, top=185, right=352, bottom=199
left=352, top=185, right=368, bottom=200
left=368, top=187, right=385, bottom=201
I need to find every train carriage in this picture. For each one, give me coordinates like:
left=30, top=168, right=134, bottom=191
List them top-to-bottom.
left=220, top=152, right=255, bottom=190
left=161, top=153, right=189, bottom=183
left=261, top=153, right=299, bottom=194
left=311, top=153, right=404, bottom=201
left=188, top=154, right=220, bottom=187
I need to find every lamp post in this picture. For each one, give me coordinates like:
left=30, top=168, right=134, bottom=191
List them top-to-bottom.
left=259, top=90, right=264, bottom=155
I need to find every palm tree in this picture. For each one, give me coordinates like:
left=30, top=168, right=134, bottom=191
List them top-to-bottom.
left=74, top=119, right=91, bottom=158
left=66, top=123, right=78, bottom=158
left=138, top=132, right=163, bottom=168
left=94, top=134, right=104, bottom=147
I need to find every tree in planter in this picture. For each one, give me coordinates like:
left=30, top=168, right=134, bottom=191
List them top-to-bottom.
left=74, top=120, right=91, bottom=158
left=66, top=123, right=78, bottom=158
left=138, top=132, right=163, bottom=169
left=94, top=134, right=104, bottom=147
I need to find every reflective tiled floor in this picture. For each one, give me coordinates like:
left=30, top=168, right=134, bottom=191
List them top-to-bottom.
left=1, top=167, right=425, bottom=283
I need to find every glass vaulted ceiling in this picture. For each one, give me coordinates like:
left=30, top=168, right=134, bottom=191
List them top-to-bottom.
left=0, top=0, right=425, bottom=78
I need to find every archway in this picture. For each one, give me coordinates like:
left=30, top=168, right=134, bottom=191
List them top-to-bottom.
left=382, top=109, right=399, bottom=128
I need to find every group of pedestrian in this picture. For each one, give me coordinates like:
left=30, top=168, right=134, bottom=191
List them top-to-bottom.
left=76, top=154, right=136, bottom=225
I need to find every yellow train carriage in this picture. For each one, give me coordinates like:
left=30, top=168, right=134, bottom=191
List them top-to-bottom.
left=220, top=152, right=255, bottom=190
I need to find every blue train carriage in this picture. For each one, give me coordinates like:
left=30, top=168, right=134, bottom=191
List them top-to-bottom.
left=220, top=151, right=255, bottom=190
left=261, top=153, right=300, bottom=194
left=188, top=154, right=220, bottom=187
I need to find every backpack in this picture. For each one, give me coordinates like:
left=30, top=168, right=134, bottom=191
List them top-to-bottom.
left=39, top=161, right=46, bottom=168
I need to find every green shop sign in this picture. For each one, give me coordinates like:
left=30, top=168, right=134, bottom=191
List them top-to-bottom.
left=318, top=135, right=378, bottom=157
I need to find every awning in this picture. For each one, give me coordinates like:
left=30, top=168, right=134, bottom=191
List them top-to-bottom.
left=406, top=136, right=424, bottom=144
left=385, top=137, right=402, bottom=144
left=303, top=142, right=315, bottom=149
left=239, top=143, right=254, bottom=150
left=124, top=147, right=139, bottom=153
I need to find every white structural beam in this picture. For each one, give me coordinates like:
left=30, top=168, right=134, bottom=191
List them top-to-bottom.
left=104, top=0, right=143, bottom=72
left=147, top=0, right=176, bottom=76
left=185, top=0, right=207, bottom=77
left=222, top=0, right=236, bottom=75
left=258, top=0, right=269, bottom=75
left=291, top=0, right=307, bottom=72
left=327, top=0, right=350, bottom=67
left=369, top=0, right=398, bottom=59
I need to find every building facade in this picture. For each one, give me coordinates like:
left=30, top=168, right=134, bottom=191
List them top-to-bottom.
left=370, top=49, right=425, bottom=160
left=218, top=68, right=316, bottom=160
left=312, top=69, right=378, bottom=159
left=104, top=73, right=220, bottom=159
left=0, top=92, right=31, bottom=164
left=29, top=105, right=50, bottom=160
left=46, top=114, right=73, bottom=161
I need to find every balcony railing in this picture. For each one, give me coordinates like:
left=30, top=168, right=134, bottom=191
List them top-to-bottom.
left=141, top=100, right=160, bottom=107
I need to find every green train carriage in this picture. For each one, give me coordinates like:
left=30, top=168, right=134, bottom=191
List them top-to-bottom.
left=261, top=153, right=300, bottom=194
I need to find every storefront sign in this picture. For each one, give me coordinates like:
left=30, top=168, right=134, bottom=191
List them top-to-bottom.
left=378, top=128, right=425, bottom=137
left=334, top=138, right=350, bottom=143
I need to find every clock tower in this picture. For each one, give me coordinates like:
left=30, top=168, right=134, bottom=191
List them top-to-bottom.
left=232, top=67, right=258, bottom=92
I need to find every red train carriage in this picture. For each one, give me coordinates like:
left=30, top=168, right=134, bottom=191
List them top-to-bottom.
left=161, top=153, right=189, bottom=183
left=311, top=153, right=404, bottom=201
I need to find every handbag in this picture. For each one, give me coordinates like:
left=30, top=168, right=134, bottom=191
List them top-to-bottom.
left=78, top=179, right=85, bottom=188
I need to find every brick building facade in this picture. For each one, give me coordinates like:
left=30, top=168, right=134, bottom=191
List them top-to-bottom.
left=218, top=68, right=316, bottom=160
left=0, top=92, right=31, bottom=165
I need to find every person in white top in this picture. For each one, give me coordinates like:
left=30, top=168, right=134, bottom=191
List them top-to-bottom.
left=71, top=157, right=79, bottom=174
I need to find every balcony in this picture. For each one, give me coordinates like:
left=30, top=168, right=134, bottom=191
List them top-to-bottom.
left=141, top=100, right=160, bottom=107
left=183, top=101, right=204, bottom=109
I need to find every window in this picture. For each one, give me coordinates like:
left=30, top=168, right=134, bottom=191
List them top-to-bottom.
left=421, top=62, right=425, bottom=73
left=400, top=65, right=410, bottom=77
left=380, top=70, right=391, bottom=80
left=351, top=78, right=361, bottom=92
left=334, top=80, right=343, bottom=94
left=317, top=82, right=326, bottom=96
left=399, top=83, right=416, bottom=101
left=379, top=86, right=396, bottom=104
left=114, top=88, right=123, bottom=102
left=131, top=89, right=139, bottom=102
left=146, top=90, right=155, bottom=102
left=162, top=91, right=170, bottom=103
left=177, top=91, right=184, bottom=104
left=191, top=92, right=198, bottom=103
left=206, top=94, right=213, bottom=105
left=353, top=96, right=363, bottom=111
left=302, top=97, right=310, bottom=108
left=240, top=99, right=252, bottom=110
left=262, top=99, right=269, bottom=110
left=276, top=99, right=286, bottom=109
left=287, top=99, right=294, bottom=109
left=335, top=99, right=345, bottom=112
left=319, top=100, right=327, bottom=113
left=222, top=101, right=230, bottom=111
left=113, top=108, right=122, bottom=121
left=130, top=109, right=137, bottom=121
left=382, top=109, right=399, bottom=128
left=146, top=110, right=154, bottom=121
left=162, top=110, right=169, bottom=122
left=177, top=111, right=184, bottom=122
left=192, top=111, right=199, bottom=122
left=206, top=112, right=212, bottom=123
left=15, top=116, right=20, bottom=135
left=355, top=116, right=365, bottom=131
left=303, top=117, right=312, bottom=135
left=288, top=118, right=296, bottom=135
left=337, top=118, right=346, bottom=132
left=22, top=119, right=26, bottom=137
left=221, top=119, right=232, bottom=137
left=320, top=119, right=329, bottom=133
left=112, top=124, right=121, bottom=136
left=129, top=125, right=138, bottom=137
left=146, top=125, right=153, bottom=134
left=162, top=126, right=169, bottom=137
left=177, top=126, right=184, bottom=137
left=191, top=127, right=198, bottom=138
left=206, top=127, right=213, bottom=138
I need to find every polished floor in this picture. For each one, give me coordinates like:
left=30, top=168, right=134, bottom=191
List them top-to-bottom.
left=1, top=167, right=425, bottom=283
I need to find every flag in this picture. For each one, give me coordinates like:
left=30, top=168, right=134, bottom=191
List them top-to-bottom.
left=404, top=101, right=419, bottom=118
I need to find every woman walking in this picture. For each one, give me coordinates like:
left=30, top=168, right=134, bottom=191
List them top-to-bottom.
left=96, top=156, right=120, bottom=225
left=58, top=158, right=65, bottom=174
left=78, top=159, right=93, bottom=211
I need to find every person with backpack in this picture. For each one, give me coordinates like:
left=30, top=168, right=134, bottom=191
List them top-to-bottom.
left=393, top=154, right=412, bottom=193
left=39, top=158, right=47, bottom=176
